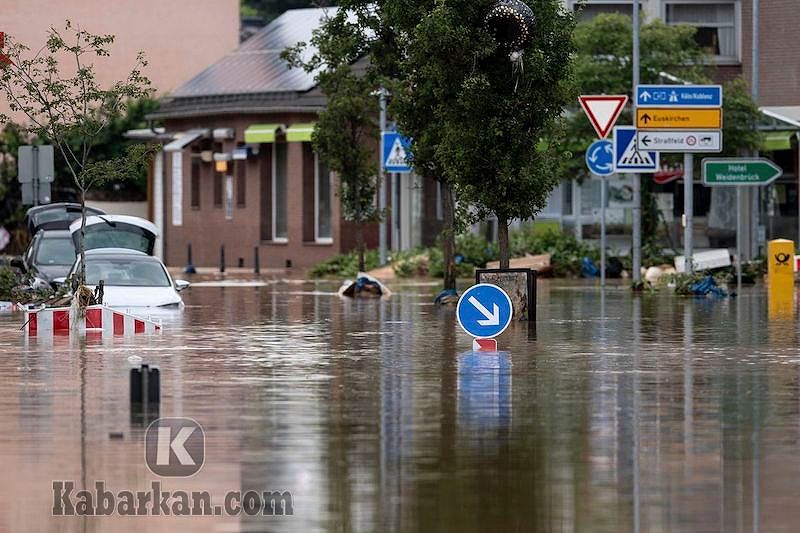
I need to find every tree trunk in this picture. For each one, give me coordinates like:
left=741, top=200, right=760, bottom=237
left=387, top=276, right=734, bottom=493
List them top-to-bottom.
left=441, top=182, right=457, bottom=291
left=78, top=187, right=87, bottom=286
left=497, top=213, right=510, bottom=269
left=355, top=222, right=366, bottom=273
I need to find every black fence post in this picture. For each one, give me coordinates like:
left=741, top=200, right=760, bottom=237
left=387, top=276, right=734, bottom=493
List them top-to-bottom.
left=185, top=243, right=196, bottom=274
left=220, top=245, right=225, bottom=273
left=254, top=247, right=260, bottom=274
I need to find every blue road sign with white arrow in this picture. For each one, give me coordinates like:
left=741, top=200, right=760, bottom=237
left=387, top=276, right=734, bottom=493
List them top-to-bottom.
left=636, top=85, right=722, bottom=108
left=613, top=126, right=659, bottom=173
left=382, top=131, right=412, bottom=173
left=585, top=139, right=614, bottom=176
left=456, top=283, right=514, bottom=339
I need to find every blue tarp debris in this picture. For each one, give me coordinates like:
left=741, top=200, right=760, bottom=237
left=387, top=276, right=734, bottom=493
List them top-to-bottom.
left=689, top=275, right=730, bottom=297
left=434, top=288, right=459, bottom=305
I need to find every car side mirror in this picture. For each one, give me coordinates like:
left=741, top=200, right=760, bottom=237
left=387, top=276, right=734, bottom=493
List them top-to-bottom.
left=10, top=256, right=25, bottom=271
left=51, top=277, right=67, bottom=287
left=174, top=279, right=190, bottom=292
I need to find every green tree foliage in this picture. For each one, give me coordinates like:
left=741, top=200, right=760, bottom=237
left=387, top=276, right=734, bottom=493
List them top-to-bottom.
left=316, top=0, right=467, bottom=290
left=426, top=0, right=577, bottom=267
left=283, top=13, right=381, bottom=272
left=0, top=21, right=156, bottom=286
left=0, top=123, right=30, bottom=252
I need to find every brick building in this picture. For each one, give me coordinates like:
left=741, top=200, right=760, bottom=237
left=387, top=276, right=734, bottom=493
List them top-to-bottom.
left=141, top=8, right=442, bottom=270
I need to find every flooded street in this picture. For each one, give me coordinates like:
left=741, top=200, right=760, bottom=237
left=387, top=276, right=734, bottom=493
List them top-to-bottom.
left=1, top=279, right=799, bottom=532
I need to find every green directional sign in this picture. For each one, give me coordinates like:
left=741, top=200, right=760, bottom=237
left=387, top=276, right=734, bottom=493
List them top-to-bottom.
left=702, top=158, right=783, bottom=186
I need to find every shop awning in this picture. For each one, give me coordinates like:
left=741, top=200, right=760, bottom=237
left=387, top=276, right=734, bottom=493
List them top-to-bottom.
left=286, top=122, right=316, bottom=142
left=244, top=123, right=284, bottom=144
left=163, top=129, right=207, bottom=152
left=762, top=130, right=795, bottom=152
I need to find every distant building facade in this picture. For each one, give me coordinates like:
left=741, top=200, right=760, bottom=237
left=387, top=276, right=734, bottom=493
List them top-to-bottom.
left=0, top=0, right=240, bottom=121
left=143, top=8, right=441, bottom=270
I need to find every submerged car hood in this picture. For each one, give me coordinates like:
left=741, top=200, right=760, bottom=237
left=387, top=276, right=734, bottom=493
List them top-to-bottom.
left=88, top=286, right=183, bottom=309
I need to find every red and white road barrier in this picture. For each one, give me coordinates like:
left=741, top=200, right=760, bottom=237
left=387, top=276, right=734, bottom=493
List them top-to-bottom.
left=24, top=304, right=162, bottom=337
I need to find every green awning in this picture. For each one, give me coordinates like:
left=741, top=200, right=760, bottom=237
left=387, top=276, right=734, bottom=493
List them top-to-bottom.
left=286, top=122, right=316, bottom=142
left=244, top=123, right=283, bottom=144
left=762, top=130, right=795, bottom=152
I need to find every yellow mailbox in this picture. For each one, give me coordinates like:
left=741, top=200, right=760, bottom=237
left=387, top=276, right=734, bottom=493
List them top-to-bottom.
left=768, top=239, right=795, bottom=319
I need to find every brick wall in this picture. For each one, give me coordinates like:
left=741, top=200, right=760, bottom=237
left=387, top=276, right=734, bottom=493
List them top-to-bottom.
left=740, top=0, right=800, bottom=106
left=160, top=114, right=386, bottom=270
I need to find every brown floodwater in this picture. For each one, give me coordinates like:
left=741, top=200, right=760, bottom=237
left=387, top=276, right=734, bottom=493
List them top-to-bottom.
left=0, top=278, right=799, bottom=532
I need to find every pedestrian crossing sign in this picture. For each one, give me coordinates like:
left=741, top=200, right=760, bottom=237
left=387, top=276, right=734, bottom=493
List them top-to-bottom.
left=613, top=126, right=659, bottom=174
left=382, top=131, right=412, bottom=173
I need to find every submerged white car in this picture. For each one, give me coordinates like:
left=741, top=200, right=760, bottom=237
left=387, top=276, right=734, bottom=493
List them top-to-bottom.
left=62, top=248, right=189, bottom=309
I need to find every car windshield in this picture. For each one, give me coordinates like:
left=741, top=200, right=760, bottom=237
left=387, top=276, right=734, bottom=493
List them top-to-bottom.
left=82, top=223, right=154, bottom=254
left=36, top=237, right=76, bottom=266
left=83, top=258, right=171, bottom=287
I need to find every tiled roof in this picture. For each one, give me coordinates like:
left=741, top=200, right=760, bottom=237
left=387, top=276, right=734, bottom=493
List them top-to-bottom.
left=167, top=7, right=336, bottom=99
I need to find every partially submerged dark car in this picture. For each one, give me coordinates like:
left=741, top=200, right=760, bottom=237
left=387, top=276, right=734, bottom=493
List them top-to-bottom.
left=13, top=203, right=107, bottom=287
left=24, top=203, right=105, bottom=236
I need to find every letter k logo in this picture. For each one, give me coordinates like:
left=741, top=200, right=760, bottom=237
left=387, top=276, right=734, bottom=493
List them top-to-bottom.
left=145, top=418, right=205, bottom=477
left=157, top=426, right=196, bottom=466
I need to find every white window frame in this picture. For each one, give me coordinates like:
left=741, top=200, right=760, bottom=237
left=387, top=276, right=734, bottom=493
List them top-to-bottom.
left=661, top=0, right=741, bottom=64
left=271, top=143, right=288, bottom=243
left=314, top=153, right=333, bottom=244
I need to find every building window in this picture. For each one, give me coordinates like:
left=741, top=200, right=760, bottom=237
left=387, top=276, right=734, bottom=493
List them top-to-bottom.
left=568, top=1, right=633, bottom=21
left=665, top=2, right=738, bottom=62
left=272, top=142, right=288, bottom=241
left=315, top=155, right=332, bottom=242
left=190, top=156, right=201, bottom=208
left=236, top=159, right=246, bottom=207
left=213, top=172, right=223, bottom=207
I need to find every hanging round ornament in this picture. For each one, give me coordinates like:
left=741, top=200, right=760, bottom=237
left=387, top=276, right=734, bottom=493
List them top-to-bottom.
left=484, top=0, right=535, bottom=52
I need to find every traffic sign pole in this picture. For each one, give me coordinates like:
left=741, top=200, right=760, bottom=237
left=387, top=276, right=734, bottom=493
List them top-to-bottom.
left=632, top=0, right=641, bottom=286
left=378, top=89, right=387, bottom=266
left=684, top=153, right=693, bottom=272
left=600, top=173, right=607, bottom=287
left=737, top=188, right=743, bottom=290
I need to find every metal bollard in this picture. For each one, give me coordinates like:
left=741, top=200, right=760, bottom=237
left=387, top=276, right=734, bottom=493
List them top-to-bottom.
left=185, top=243, right=197, bottom=274
left=220, top=245, right=225, bottom=273
left=254, top=247, right=260, bottom=274
left=130, top=364, right=160, bottom=425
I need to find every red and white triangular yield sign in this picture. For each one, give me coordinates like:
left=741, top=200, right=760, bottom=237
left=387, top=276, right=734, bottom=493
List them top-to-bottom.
left=578, top=95, right=628, bottom=139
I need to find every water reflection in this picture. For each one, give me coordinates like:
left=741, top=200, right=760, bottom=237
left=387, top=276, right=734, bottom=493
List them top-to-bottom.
left=1, top=281, right=800, bottom=531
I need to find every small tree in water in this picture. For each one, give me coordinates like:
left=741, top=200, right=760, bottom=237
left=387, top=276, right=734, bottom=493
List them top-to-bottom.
left=283, top=14, right=382, bottom=273
left=0, top=22, right=155, bottom=290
